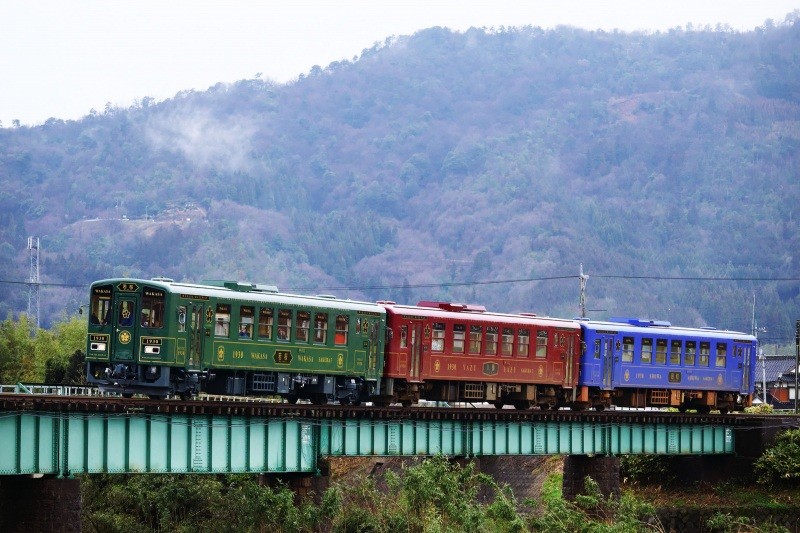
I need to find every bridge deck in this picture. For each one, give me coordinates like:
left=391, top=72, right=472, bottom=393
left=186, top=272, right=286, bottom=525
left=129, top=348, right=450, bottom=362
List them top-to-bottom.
left=0, top=394, right=765, bottom=476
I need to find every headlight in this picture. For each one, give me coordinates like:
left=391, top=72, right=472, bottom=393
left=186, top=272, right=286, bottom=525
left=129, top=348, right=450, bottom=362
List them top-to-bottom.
left=90, top=342, right=107, bottom=351
left=144, top=345, right=161, bottom=355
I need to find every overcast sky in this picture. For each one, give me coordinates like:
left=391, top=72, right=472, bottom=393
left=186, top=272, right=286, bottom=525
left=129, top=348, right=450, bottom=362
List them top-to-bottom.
left=1, top=1, right=798, bottom=126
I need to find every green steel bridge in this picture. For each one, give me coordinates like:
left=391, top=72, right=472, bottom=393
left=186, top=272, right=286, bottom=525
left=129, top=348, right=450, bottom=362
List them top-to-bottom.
left=0, top=390, right=780, bottom=478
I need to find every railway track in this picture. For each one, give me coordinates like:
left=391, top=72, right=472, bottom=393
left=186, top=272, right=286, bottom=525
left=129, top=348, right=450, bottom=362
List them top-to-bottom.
left=0, top=392, right=766, bottom=426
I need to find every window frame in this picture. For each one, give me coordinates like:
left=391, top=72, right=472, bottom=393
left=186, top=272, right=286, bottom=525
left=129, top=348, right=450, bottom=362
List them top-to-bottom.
left=258, top=307, right=273, bottom=340
left=452, top=324, right=465, bottom=354
left=469, top=325, right=482, bottom=354
left=501, top=327, right=514, bottom=356
left=517, top=328, right=530, bottom=357
left=641, top=338, right=653, bottom=364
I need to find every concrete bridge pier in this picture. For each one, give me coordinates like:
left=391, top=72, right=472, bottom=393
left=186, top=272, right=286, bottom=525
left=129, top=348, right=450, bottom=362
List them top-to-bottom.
left=561, top=455, right=621, bottom=500
left=0, top=476, right=81, bottom=533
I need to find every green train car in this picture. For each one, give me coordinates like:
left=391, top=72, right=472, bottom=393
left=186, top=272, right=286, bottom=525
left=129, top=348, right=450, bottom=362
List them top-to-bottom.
left=85, top=278, right=386, bottom=403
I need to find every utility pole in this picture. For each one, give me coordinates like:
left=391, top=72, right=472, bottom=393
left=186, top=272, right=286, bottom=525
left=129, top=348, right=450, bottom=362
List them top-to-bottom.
left=27, top=236, right=40, bottom=331
left=579, top=264, right=588, bottom=319
left=753, top=293, right=767, bottom=403
left=795, top=319, right=799, bottom=414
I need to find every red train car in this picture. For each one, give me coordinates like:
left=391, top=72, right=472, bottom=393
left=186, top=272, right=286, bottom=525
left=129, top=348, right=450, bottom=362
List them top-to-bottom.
left=377, top=301, right=582, bottom=409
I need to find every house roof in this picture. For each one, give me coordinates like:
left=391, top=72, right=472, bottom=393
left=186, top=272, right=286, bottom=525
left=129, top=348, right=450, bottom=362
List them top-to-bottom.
left=757, top=355, right=797, bottom=384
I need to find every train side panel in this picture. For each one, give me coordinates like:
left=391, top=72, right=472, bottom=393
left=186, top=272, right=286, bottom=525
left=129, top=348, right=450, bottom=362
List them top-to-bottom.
left=86, top=278, right=386, bottom=403
left=380, top=301, right=581, bottom=409
left=577, top=318, right=756, bottom=413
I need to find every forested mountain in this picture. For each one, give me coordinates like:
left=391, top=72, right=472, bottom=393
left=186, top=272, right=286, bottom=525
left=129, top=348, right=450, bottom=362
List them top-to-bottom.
left=1, top=17, right=799, bottom=347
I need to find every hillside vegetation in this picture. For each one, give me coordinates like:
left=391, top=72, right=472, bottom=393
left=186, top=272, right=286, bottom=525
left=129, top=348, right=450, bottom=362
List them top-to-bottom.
left=1, top=17, right=799, bottom=345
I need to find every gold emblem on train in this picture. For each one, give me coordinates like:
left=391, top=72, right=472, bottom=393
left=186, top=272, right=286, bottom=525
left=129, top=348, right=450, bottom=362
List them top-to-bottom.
left=119, top=331, right=131, bottom=344
left=217, top=346, right=225, bottom=361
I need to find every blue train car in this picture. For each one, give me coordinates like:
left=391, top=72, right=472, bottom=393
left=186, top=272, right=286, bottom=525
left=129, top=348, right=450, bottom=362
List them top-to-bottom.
left=576, top=318, right=756, bottom=413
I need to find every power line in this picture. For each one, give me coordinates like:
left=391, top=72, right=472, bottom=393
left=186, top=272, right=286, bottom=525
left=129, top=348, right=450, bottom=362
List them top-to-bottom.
left=0, top=273, right=798, bottom=293
left=288, top=274, right=800, bottom=293
left=0, top=279, right=86, bottom=288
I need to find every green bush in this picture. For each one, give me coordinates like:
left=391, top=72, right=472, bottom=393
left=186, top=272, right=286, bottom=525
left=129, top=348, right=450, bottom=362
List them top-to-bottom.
left=745, top=403, right=775, bottom=414
left=755, top=429, right=800, bottom=486
left=620, top=455, right=675, bottom=486
left=527, top=474, right=661, bottom=532
left=706, top=511, right=789, bottom=533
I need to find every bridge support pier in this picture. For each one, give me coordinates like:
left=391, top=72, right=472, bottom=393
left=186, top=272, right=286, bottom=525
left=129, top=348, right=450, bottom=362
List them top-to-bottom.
left=562, top=455, right=620, bottom=500
left=0, top=476, right=81, bottom=532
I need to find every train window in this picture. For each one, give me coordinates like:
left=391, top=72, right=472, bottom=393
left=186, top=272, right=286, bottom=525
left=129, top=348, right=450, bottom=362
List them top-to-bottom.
left=89, top=284, right=113, bottom=325
left=140, top=288, right=165, bottom=328
left=118, top=301, right=135, bottom=327
left=215, top=304, right=230, bottom=336
left=177, top=306, right=187, bottom=333
left=239, top=306, right=254, bottom=339
left=258, top=308, right=273, bottom=340
left=277, top=309, right=292, bottom=341
left=296, top=311, right=310, bottom=342
left=314, top=313, right=328, bottom=344
left=335, top=315, right=349, bottom=345
left=431, top=323, right=445, bottom=352
left=452, top=324, right=465, bottom=353
left=400, top=325, right=408, bottom=348
left=469, top=326, right=482, bottom=354
left=485, top=326, right=498, bottom=355
left=501, top=328, right=514, bottom=356
left=517, top=329, right=530, bottom=357
left=537, top=330, right=549, bottom=358
left=622, top=337, right=634, bottom=362
left=641, top=338, right=653, bottom=364
left=593, top=339, right=600, bottom=359
left=655, top=339, right=667, bottom=364
left=669, top=340, right=681, bottom=365
left=685, top=341, right=696, bottom=365
left=699, top=342, right=710, bottom=366
left=716, top=343, right=727, bottom=367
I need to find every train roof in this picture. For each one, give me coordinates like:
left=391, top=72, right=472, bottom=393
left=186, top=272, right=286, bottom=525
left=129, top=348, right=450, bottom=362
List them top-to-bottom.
left=91, top=278, right=386, bottom=314
left=378, top=300, right=581, bottom=330
left=579, top=317, right=756, bottom=341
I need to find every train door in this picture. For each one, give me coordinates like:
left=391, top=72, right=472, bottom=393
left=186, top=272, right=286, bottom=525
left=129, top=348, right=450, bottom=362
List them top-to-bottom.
left=111, top=294, right=138, bottom=362
left=187, top=303, right=205, bottom=371
left=365, top=318, right=381, bottom=381
left=408, top=322, right=423, bottom=381
left=564, top=333, right=576, bottom=388
left=601, top=335, right=615, bottom=390
left=737, top=341, right=753, bottom=395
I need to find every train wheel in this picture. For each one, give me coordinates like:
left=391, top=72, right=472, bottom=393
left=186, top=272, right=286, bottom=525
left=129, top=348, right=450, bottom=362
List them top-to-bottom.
left=122, top=393, right=133, bottom=399
left=286, top=395, right=299, bottom=404
left=339, top=396, right=351, bottom=405
left=401, top=400, right=412, bottom=408
left=493, top=400, right=504, bottom=409
left=513, top=401, right=532, bottom=410
left=595, top=404, right=605, bottom=412
left=678, top=406, right=687, bottom=413
left=697, top=406, right=712, bottom=415
left=718, top=407, right=729, bottom=415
